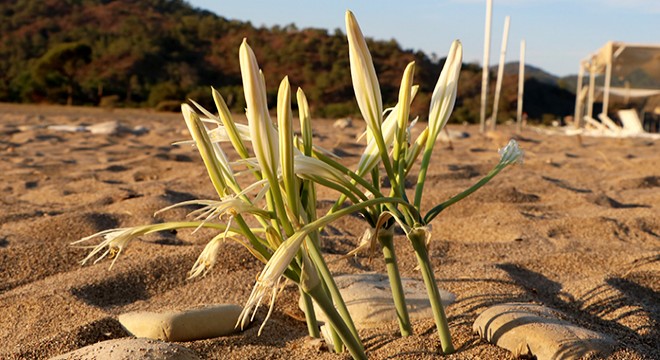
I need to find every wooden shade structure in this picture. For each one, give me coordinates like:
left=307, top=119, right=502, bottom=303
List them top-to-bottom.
left=574, top=42, right=660, bottom=129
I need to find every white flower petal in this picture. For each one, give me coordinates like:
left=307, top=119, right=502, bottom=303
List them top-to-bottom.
left=346, top=10, right=383, bottom=140
left=239, top=40, right=280, bottom=182
left=428, top=40, right=463, bottom=145
left=498, top=139, right=524, bottom=165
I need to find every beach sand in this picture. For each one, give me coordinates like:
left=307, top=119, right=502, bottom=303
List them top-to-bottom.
left=0, top=103, right=657, bottom=359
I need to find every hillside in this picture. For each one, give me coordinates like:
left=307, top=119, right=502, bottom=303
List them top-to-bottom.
left=0, top=0, right=575, bottom=122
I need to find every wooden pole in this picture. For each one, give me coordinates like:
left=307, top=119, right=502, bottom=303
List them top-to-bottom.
left=479, top=0, right=493, bottom=133
left=491, top=15, right=510, bottom=131
left=516, top=39, right=526, bottom=133
left=602, top=42, right=620, bottom=118
left=602, top=55, right=613, bottom=117
left=573, top=62, right=585, bottom=128
left=587, top=63, right=596, bottom=120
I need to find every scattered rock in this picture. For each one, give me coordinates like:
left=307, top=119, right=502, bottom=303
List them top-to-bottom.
left=333, top=117, right=352, bottom=130
left=34, top=120, right=148, bottom=135
left=86, top=120, right=124, bottom=135
left=86, top=120, right=149, bottom=135
left=47, top=124, right=87, bottom=132
left=132, top=125, right=149, bottom=135
left=438, top=129, right=469, bottom=141
left=301, top=273, right=455, bottom=329
left=473, top=303, right=615, bottom=360
left=118, top=304, right=243, bottom=342
left=49, top=338, right=200, bottom=360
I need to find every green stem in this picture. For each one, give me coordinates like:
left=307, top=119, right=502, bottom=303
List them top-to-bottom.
left=372, top=125, right=401, bottom=200
left=405, top=127, right=429, bottom=177
left=413, top=148, right=432, bottom=209
left=313, top=149, right=384, bottom=199
left=314, top=149, right=416, bottom=226
left=424, top=164, right=506, bottom=223
left=371, top=167, right=382, bottom=214
left=310, top=176, right=365, bottom=205
left=269, top=181, right=295, bottom=236
left=265, top=191, right=282, bottom=232
left=284, top=196, right=419, bottom=349
left=233, top=215, right=270, bottom=260
left=378, top=229, right=412, bottom=336
left=409, top=231, right=454, bottom=354
left=306, top=236, right=361, bottom=345
left=316, top=263, right=345, bottom=353
left=307, top=284, right=367, bottom=360
left=299, top=287, right=320, bottom=338
left=329, top=324, right=343, bottom=353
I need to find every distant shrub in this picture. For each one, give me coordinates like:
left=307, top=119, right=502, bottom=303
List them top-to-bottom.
left=148, top=82, right=183, bottom=108
left=99, top=95, right=120, bottom=109
left=155, top=100, right=182, bottom=112
left=318, top=102, right=357, bottom=119
left=451, top=106, right=478, bottom=124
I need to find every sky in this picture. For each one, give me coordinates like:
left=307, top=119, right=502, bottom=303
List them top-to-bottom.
left=188, top=0, right=659, bottom=77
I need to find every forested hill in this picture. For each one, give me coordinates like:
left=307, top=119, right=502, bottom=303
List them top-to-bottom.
left=0, top=0, right=574, bottom=122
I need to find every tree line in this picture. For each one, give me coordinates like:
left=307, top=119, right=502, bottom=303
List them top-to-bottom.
left=0, top=0, right=574, bottom=122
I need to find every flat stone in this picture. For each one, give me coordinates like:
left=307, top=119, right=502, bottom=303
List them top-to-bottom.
left=333, top=117, right=352, bottom=129
left=86, top=121, right=124, bottom=135
left=47, top=124, right=86, bottom=132
left=438, top=129, right=469, bottom=141
left=301, top=273, right=455, bottom=329
left=473, top=302, right=615, bottom=360
left=118, top=304, right=243, bottom=342
left=49, top=338, right=200, bottom=360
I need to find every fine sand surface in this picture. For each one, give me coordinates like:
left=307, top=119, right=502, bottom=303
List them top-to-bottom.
left=0, top=103, right=658, bottom=359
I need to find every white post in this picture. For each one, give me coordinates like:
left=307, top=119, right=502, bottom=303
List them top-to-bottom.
left=479, top=0, right=493, bottom=133
left=491, top=15, right=510, bottom=131
left=516, top=39, right=526, bottom=132
left=602, top=59, right=612, bottom=117
left=574, top=62, right=585, bottom=128
left=587, top=63, right=596, bottom=120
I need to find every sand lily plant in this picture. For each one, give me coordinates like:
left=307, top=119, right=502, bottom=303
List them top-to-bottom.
left=73, top=10, right=522, bottom=360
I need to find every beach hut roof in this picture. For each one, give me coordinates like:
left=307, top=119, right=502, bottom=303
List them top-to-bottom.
left=587, top=42, right=660, bottom=85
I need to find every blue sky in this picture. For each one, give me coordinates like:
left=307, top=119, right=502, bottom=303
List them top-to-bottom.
left=188, top=0, right=659, bottom=76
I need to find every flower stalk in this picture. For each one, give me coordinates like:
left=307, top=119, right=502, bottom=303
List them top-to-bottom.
left=424, top=139, right=522, bottom=223
left=408, top=227, right=454, bottom=353
left=377, top=228, right=412, bottom=336
left=306, top=283, right=366, bottom=360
